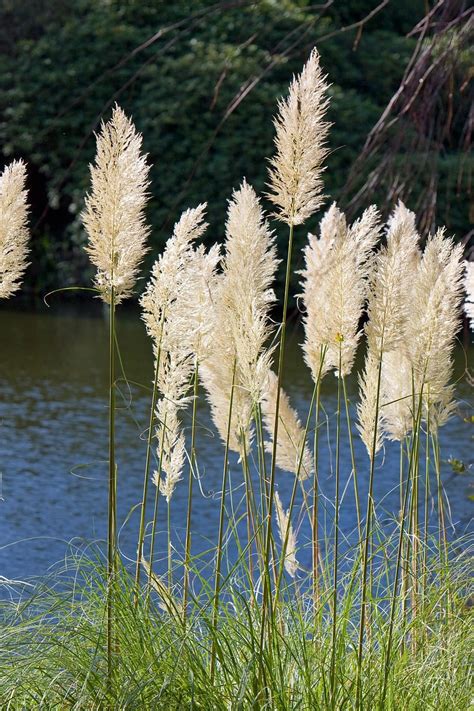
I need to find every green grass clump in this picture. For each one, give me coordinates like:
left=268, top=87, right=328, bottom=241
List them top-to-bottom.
left=1, top=542, right=472, bottom=710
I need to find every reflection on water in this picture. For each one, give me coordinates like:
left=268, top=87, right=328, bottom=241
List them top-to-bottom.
left=0, top=303, right=472, bottom=581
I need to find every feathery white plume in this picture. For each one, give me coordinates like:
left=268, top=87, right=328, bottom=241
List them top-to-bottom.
left=267, top=48, right=330, bottom=226
left=83, top=105, right=150, bottom=304
left=0, top=160, right=29, bottom=299
left=200, top=180, right=278, bottom=453
left=300, top=202, right=380, bottom=381
left=358, top=202, right=419, bottom=456
left=365, top=202, right=419, bottom=355
left=141, top=204, right=208, bottom=358
left=141, top=205, right=209, bottom=501
left=404, top=229, right=464, bottom=430
left=380, top=242, right=421, bottom=442
left=464, top=261, right=474, bottom=331
left=381, top=350, right=414, bottom=442
left=262, top=370, right=312, bottom=480
left=274, top=491, right=298, bottom=578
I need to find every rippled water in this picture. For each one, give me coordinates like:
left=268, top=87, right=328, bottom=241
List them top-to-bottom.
left=0, top=303, right=472, bottom=582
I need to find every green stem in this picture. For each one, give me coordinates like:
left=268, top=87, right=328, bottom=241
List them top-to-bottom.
left=258, top=220, right=295, bottom=681
left=106, top=287, right=116, bottom=690
left=134, top=341, right=162, bottom=605
left=330, top=346, right=343, bottom=707
left=311, top=347, right=326, bottom=605
left=356, top=352, right=383, bottom=710
left=210, top=359, right=237, bottom=683
left=183, top=361, right=199, bottom=622
left=342, top=375, right=362, bottom=547
left=273, top=381, right=318, bottom=612
left=379, top=391, right=423, bottom=709
left=146, top=412, right=167, bottom=607
left=423, top=413, right=430, bottom=608
left=167, top=498, right=172, bottom=589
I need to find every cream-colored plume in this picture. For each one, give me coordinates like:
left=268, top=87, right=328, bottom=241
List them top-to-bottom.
left=267, top=48, right=330, bottom=226
left=83, top=105, right=150, bottom=304
left=0, top=160, right=29, bottom=299
left=200, top=180, right=278, bottom=454
left=300, top=202, right=380, bottom=381
left=357, top=202, right=419, bottom=456
left=365, top=202, right=419, bottom=355
left=141, top=204, right=208, bottom=358
left=141, top=205, right=209, bottom=501
left=404, top=229, right=464, bottom=430
left=379, top=242, right=421, bottom=442
left=464, top=261, right=474, bottom=331
left=153, top=347, right=194, bottom=503
left=262, top=370, right=312, bottom=480
left=274, top=491, right=298, bottom=578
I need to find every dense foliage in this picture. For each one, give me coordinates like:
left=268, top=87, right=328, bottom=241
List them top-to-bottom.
left=0, top=0, right=469, bottom=296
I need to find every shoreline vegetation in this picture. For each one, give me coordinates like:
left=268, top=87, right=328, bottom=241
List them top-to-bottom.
left=1, top=47, right=473, bottom=709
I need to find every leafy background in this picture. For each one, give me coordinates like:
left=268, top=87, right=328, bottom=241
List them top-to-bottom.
left=0, top=0, right=471, bottom=297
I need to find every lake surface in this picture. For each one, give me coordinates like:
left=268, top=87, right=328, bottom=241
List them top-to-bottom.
left=0, top=303, right=472, bottom=583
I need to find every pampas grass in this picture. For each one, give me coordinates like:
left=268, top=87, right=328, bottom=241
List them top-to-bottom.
left=267, top=47, right=330, bottom=226
left=2, top=48, right=472, bottom=711
left=82, top=104, right=151, bottom=686
left=83, top=105, right=150, bottom=305
left=0, top=160, right=29, bottom=299
left=262, top=369, right=311, bottom=480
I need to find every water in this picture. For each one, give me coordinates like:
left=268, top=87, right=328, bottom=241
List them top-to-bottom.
left=0, top=303, right=472, bottom=583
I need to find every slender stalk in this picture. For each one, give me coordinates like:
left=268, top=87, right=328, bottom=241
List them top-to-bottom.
left=258, top=220, right=295, bottom=677
left=106, top=287, right=116, bottom=690
left=134, top=338, right=162, bottom=605
left=330, top=345, right=343, bottom=707
left=312, top=348, right=325, bottom=604
left=356, top=353, right=383, bottom=710
left=210, top=359, right=237, bottom=682
left=183, top=361, right=199, bottom=621
left=342, top=375, right=362, bottom=546
left=273, top=381, right=318, bottom=611
left=379, top=390, right=423, bottom=709
left=255, top=402, right=279, bottom=588
left=408, top=407, right=422, bottom=651
left=146, top=412, right=167, bottom=606
left=422, top=413, right=430, bottom=610
left=432, top=431, right=450, bottom=618
left=432, top=433, right=447, bottom=563
left=167, top=498, right=172, bottom=589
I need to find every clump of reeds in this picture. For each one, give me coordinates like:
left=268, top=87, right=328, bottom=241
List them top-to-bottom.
left=4, top=46, right=471, bottom=711
left=82, top=104, right=151, bottom=685
left=0, top=160, right=29, bottom=299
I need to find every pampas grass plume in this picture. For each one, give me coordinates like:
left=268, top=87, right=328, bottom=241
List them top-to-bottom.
left=267, top=48, right=330, bottom=226
left=83, top=105, right=150, bottom=304
left=0, top=160, right=29, bottom=299
left=200, top=180, right=278, bottom=453
left=300, top=202, right=380, bottom=381
left=262, top=370, right=312, bottom=480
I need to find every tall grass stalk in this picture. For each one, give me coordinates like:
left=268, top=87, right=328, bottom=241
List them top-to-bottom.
left=258, top=220, right=295, bottom=676
left=106, top=288, right=117, bottom=688
left=134, top=335, right=162, bottom=604
left=329, top=344, right=343, bottom=705
left=312, top=348, right=326, bottom=604
left=356, top=352, right=383, bottom=709
left=209, top=359, right=236, bottom=682
left=183, top=361, right=199, bottom=621
left=342, top=375, right=362, bottom=544
left=273, top=381, right=318, bottom=611
left=380, top=386, right=424, bottom=708
left=146, top=412, right=167, bottom=605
